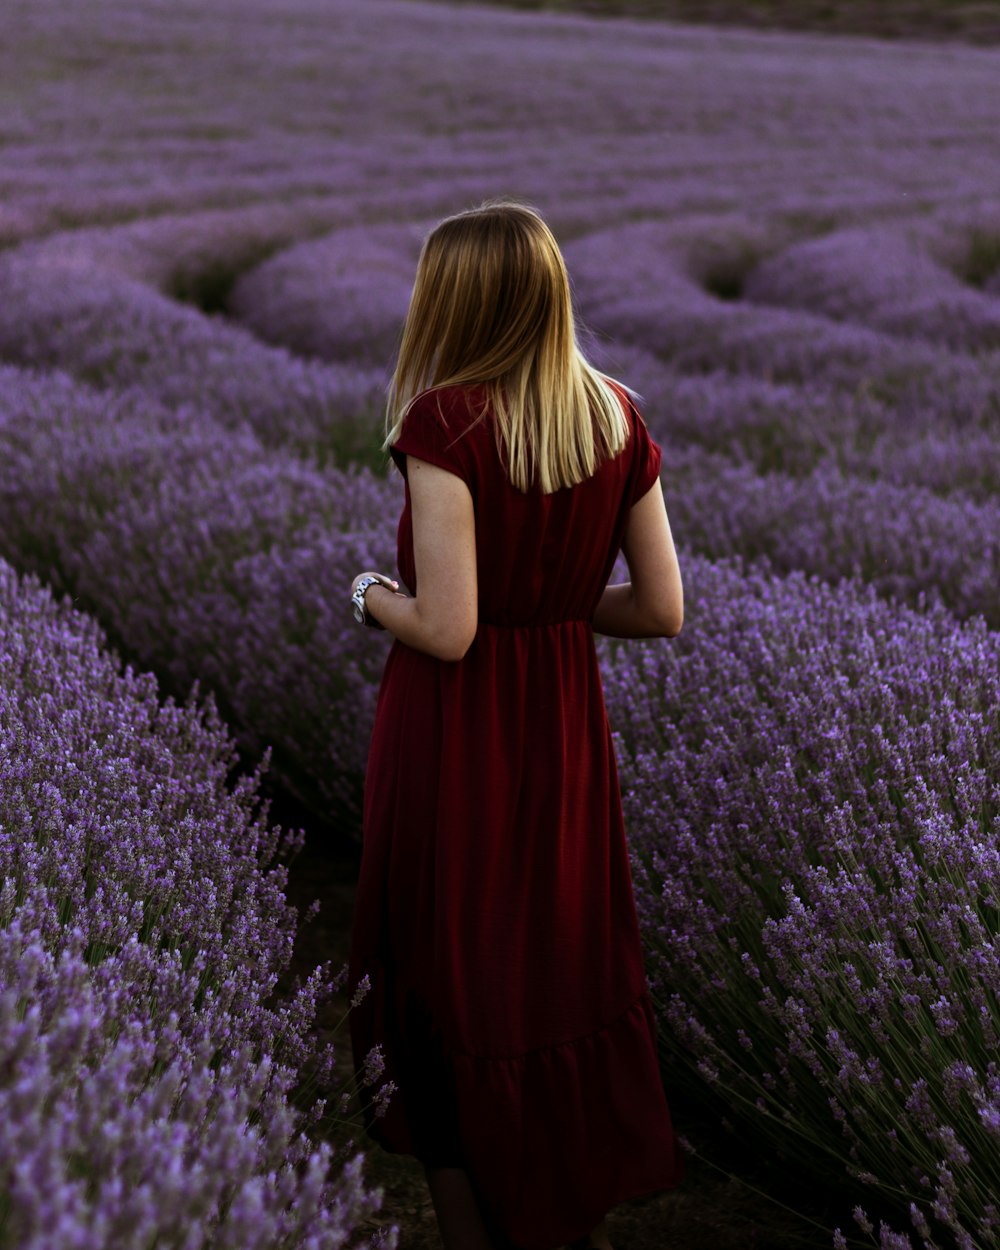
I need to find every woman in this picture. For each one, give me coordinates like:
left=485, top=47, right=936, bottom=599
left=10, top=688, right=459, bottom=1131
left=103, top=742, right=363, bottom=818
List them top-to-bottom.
left=348, top=200, right=684, bottom=1250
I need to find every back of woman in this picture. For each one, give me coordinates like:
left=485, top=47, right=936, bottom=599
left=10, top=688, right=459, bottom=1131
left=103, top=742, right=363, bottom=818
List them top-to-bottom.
left=347, top=201, right=684, bottom=1250
left=390, top=381, right=661, bottom=624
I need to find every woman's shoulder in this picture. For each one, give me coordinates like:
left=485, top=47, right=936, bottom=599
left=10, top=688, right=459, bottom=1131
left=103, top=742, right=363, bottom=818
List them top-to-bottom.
left=402, top=385, right=492, bottom=446
left=391, top=386, right=491, bottom=481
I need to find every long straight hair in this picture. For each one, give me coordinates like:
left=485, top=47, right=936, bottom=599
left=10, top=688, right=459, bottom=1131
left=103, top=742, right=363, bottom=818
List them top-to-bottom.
left=383, top=199, right=632, bottom=494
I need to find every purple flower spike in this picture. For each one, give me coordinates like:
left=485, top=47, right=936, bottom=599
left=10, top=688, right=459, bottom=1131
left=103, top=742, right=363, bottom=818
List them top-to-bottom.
left=0, top=558, right=396, bottom=1249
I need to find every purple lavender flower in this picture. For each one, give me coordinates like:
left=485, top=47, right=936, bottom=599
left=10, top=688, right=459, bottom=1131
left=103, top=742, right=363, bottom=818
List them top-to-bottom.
left=3, top=4, right=1000, bottom=1246
left=604, top=555, right=1000, bottom=1248
left=0, top=558, right=396, bottom=1248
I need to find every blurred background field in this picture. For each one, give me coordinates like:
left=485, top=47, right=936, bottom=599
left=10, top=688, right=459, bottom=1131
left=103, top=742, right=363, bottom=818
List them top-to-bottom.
left=423, top=0, right=1000, bottom=41
left=2, top=1, right=1000, bottom=1247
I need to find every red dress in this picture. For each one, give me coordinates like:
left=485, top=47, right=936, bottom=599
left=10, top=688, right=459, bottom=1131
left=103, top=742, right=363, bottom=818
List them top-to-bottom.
left=348, top=382, right=682, bottom=1249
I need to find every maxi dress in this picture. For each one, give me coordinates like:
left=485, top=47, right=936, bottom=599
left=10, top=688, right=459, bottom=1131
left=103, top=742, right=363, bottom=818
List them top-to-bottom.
left=348, top=382, right=682, bottom=1250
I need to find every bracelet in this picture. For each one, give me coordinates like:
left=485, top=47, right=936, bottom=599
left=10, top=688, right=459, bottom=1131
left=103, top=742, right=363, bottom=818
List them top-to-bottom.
left=351, top=574, right=397, bottom=629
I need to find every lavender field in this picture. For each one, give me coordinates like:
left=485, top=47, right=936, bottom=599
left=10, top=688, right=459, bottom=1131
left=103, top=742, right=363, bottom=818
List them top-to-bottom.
left=2, top=0, right=1000, bottom=1245
left=447, top=0, right=1000, bottom=43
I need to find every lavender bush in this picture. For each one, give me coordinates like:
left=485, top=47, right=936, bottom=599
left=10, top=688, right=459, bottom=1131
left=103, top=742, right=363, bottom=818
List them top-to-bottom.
left=564, top=219, right=1000, bottom=423
left=742, top=223, right=1000, bottom=352
left=227, top=224, right=427, bottom=368
left=0, top=241, right=386, bottom=469
left=599, top=344, right=1000, bottom=496
left=2, top=356, right=997, bottom=846
left=0, top=365, right=397, bottom=828
left=659, top=444, right=1000, bottom=625
left=602, top=555, right=1000, bottom=1247
left=0, top=556, right=396, bottom=1249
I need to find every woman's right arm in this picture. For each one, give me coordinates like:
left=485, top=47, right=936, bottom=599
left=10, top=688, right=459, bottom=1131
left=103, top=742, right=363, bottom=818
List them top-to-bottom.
left=591, top=477, right=683, bottom=639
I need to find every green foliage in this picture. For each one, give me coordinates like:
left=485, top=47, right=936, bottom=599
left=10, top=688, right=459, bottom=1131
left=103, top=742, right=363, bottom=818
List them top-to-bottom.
left=963, top=229, right=1000, bottom=288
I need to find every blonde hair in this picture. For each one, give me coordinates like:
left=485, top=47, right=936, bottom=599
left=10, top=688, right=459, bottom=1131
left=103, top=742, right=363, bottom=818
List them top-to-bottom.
left=383, top=199, right=632, bottom=494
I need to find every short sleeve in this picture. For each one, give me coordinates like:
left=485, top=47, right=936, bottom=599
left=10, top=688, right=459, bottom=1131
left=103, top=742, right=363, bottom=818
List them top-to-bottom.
left=389, top=391, right=474, bottom=487
left=627, top=402, right=663, bottom=505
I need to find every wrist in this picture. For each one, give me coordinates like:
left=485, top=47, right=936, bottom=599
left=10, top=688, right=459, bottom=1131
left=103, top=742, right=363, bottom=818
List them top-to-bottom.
left=351, top=573, right=404, bottom=629
left=352, top=575, right=387, bottom=628
left=365, top=582, right=389, bottom=625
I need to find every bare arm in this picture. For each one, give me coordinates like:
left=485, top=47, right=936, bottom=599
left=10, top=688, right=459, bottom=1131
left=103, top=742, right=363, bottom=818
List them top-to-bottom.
left=357, top=456, right=478, bottom=662
left=592, top=476, right=683, bottom=639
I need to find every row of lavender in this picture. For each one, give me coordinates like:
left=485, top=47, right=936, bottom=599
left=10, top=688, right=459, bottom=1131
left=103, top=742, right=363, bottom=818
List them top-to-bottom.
left=5, top=0, right=1000, bottom=252
left=5, top=1, right=1000, bottom=1245
left=3, top=205, right=1000, bottom=1246
left=0, top=208, right=998, bottom=821
left=226, top=210, right=1000, bottom=1246
left=231, top=215, right=1000, bottom=616
left=0, top=216, right=410, bottom=1250
left=0, top=363, right=395, bottom=830
left=6, top=415, right=997, bottom=1248
left=0, top=557, right=395, bottom=1248
left=601, top=560, right=1000, bottom=1248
